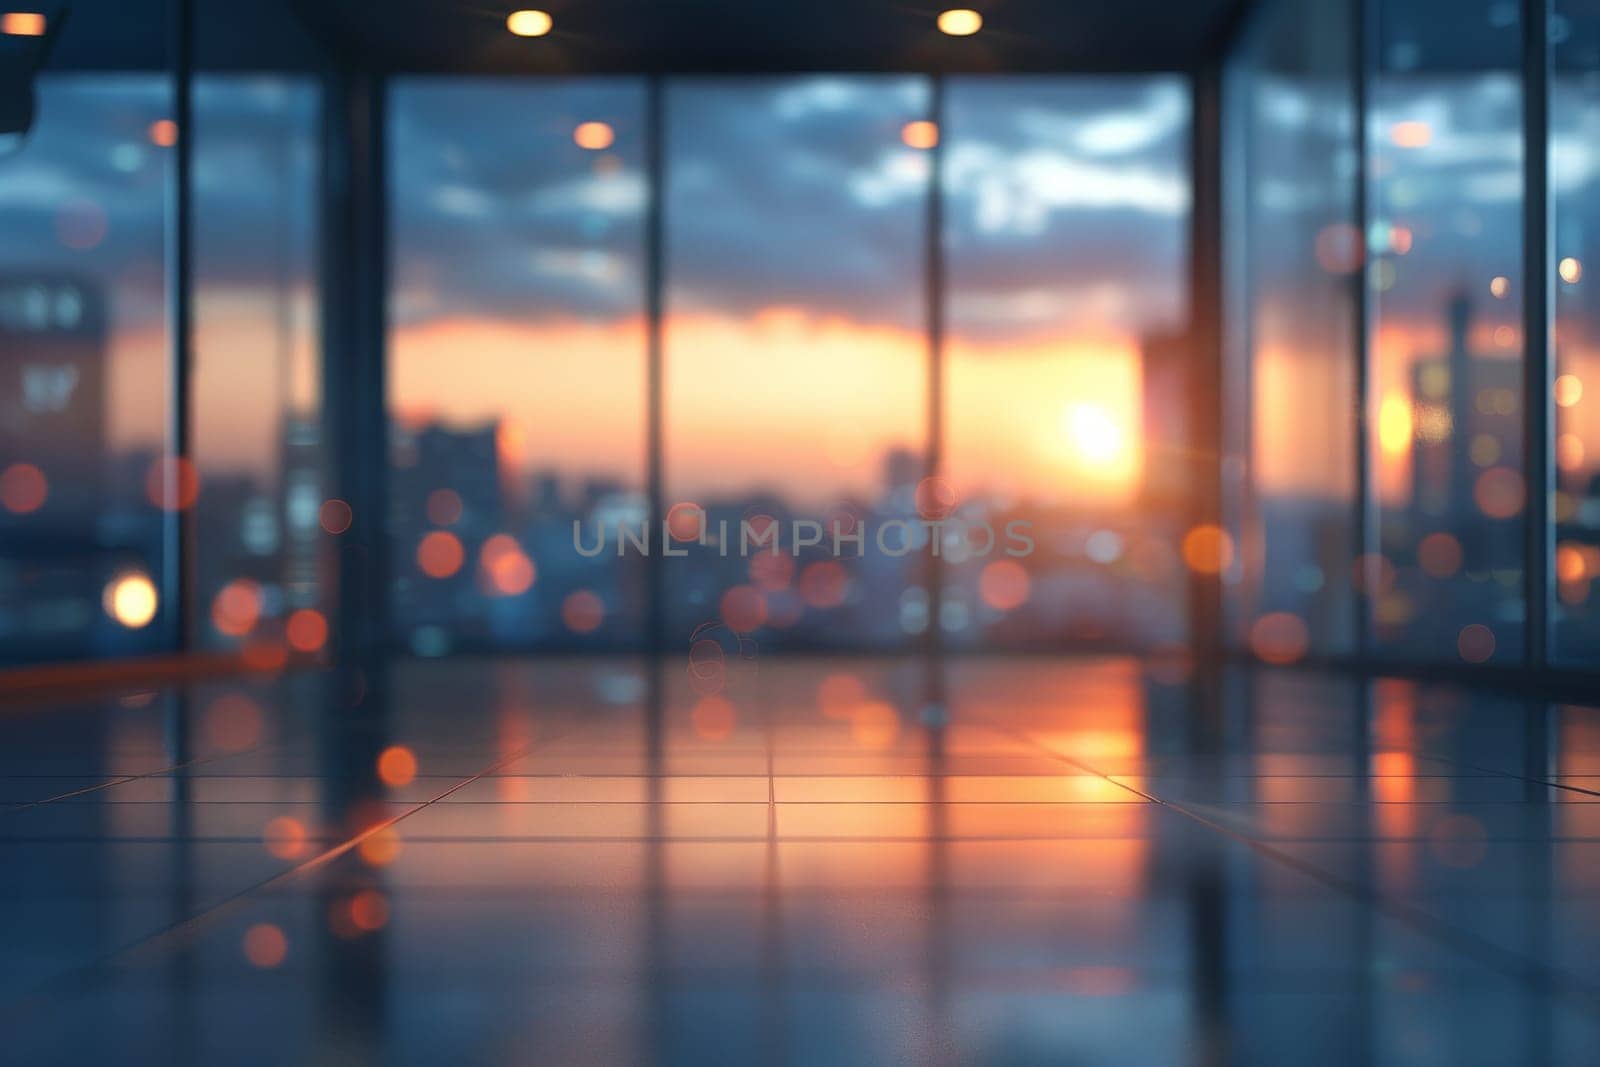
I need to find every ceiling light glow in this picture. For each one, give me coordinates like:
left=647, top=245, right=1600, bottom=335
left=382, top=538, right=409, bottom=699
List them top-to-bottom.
left=937, top=8, right=982, bottom=35
left=506, top=9, right=552, bottom=37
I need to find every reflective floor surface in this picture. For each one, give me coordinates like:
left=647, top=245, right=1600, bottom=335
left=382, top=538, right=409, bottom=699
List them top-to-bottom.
left=3, top=656, right=1600, bottom=1064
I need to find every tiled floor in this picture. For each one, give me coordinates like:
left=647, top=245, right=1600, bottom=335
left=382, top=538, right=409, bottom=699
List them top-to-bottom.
left=2, top=656, right=1600, bottom=1064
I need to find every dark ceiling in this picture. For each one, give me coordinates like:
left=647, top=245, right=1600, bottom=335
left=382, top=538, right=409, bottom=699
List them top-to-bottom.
left=43, top=0, right=1253, bottom=74
left=296, top=0, right=1250, bottom=74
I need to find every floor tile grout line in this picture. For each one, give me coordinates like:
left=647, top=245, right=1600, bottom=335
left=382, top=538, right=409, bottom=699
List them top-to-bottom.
left=0, top=687, right=349, bottom=813
left=970, top=711, right=1600, bottom=1018
left=0, top=727, right=569, bottom=1019
left=3, top=742, right=292, bottom=814
left=1409, top=749, right=1600, bottom=800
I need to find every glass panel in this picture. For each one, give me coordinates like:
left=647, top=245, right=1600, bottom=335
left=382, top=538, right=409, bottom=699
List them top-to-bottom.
left=1223, top=0, right=1360, bottom=660
left=1367, top=0, right=1525, bottom=663
left=1553, top=0, right=1600, bottom=661
left=0, top=68, right=171, bottom=663
left=192, top=76, right=321, bottom=657
left=662, top=77, right=930, bottom=649
left=943, top=77, right=1190, bottom=649
left=388, top=79, right=649, bottom=653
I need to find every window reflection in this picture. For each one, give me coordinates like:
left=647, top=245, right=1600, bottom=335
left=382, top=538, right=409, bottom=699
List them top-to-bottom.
left=1224, top=0, right=1360, bottom=658
left=1553, top=0, right=1600, bottom=660
left=1367, top=3, right=1525, bottom=663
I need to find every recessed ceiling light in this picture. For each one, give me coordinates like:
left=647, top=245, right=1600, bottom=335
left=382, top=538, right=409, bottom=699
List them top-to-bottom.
left=506, top=9, right=552, bottom=37
left=937, top=9, right=982, bottom=36
left=1, top=11, right=48, bottom=35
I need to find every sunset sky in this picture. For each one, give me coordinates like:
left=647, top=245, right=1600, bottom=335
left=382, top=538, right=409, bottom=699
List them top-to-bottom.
left=3, top=72, right=1597, bottom=511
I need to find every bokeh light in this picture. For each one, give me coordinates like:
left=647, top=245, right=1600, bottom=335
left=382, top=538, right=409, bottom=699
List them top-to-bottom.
left=900, top=120, right=938, bottom=149
left=1389, top=120, right=1431, bottom=148
left=573, top=121, right=615, bottom=150
left=1313, top=223, right=1363, bottom=274
left=1554, top=373, right=1583, bottom=408
left=144, top=456, right=200, bottom=511
left=0, top=462, right=48, bottom=514
left=1473, top=466, right=1524, bottom=519
left=915, top=476, right=957, bottom=520
left=425, top=487, right=463, bottom=526
left=319, top=498, right=353, bottom=534
left=667, top=501, right=705, bottom=542
left=1181, top=524, right=1233, bottom=575
left=417, top=530, right=465, bottom=578
left=1416, top=532, right=1463, bottom=579
left=480, top=534, right=536, bottom=596
left=979, top=560, right=1031, bottom=611
left=798, top=561, right=848, bottom=609
left=103, top=571, right=158, bottom=629
left=211, top=578, right=263, bottom=637
left=720, top=584, right=768, bottom=632
left=562, top=590, right=605, bottom=633
left=286, top=609, right=329, bottom=653
left=1249, top=612, right=1309, bottom=665
left=1457, top=623, right=1496, bottom=663
left=818, top=672, right=867, bottom=720
left=202, top=693, right=262, bottom=752
left=691, top=695, right=737, bottom=740
left=850, top=700, right=900, bottom=748
left=377, top=745, right=418, bottom=787
left=263, top=816, right=309, bottom=860
left=357, top=826, right=403, bottom=867
left=348, top=889, right=390, bottom=932
left=243, top=924, right=287, bottom=968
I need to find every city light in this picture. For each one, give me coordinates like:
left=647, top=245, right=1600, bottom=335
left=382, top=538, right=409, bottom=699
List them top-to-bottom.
left=506, top=9, right=552, bottom=36
left=900, top=120, right=938, bottom=150
left=1389, top=120, right=1431, bottom=148
left=573, top=121, right=615, bottom=150
left=1555, top=373, right=1583, bottom=408
left=0, top=461, right=47, bottom=513
left=103, top=571, right=158, bottom=629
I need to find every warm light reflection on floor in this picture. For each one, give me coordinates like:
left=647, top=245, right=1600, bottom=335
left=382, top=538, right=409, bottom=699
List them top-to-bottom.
left=2, top=657, right=1600, bottom=1061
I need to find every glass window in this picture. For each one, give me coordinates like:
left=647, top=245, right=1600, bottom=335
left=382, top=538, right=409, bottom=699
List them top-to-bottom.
left=1223, top=0, right=1360, bottom=660
left=1367, top=0, right=1525, bottom=663
left=1553, top=0, right=1600, bottom=661
left=0, top=72, right=172, bottom=663
left=193, top=76, right=321, bottom=656
left=662, top=77, right=931, bottom=650
left=943, top=77, right=1190, bottom=649
left=388, top=79, right=649, bottom=654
